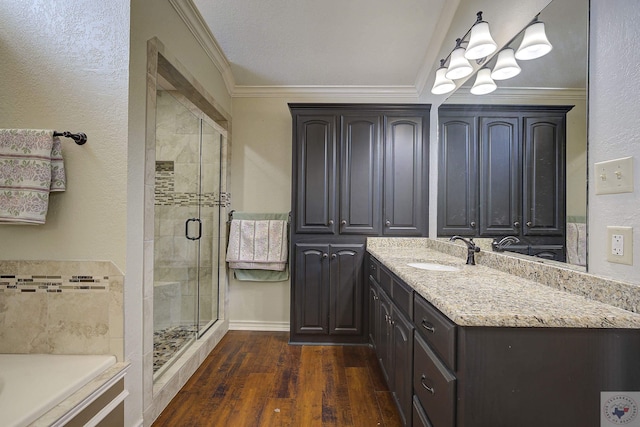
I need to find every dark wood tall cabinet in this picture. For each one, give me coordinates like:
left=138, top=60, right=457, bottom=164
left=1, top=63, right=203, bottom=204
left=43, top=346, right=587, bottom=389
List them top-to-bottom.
left=290, top=104, right=430, bottom=344
left=438, top=105, right=572, bottom=261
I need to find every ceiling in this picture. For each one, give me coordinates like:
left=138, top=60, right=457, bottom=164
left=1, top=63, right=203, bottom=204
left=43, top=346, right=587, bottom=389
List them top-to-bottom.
left=189, top=0, right=587, bottom=97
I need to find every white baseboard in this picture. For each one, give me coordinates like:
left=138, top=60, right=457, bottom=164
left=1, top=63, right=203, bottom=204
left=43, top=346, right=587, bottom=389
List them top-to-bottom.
left=229, top=320, right=290, bottom=331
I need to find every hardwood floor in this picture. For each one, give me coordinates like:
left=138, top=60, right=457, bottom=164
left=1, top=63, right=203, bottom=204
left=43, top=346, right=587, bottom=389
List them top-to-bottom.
left=153, top=331, right=402, bottom=427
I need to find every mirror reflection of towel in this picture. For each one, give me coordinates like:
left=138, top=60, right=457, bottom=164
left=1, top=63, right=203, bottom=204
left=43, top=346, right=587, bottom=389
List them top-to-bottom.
left=0, top=129, right=66, bottom=224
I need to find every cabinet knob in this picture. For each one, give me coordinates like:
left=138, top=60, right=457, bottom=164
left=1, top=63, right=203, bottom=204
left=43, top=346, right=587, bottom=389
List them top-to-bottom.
left=328, top=219, right=334, bottom=226
left=340, top=220, right=347, bottom=226
left=385, top=220, right=391, bottom=226
left=470, top=221, right=476, bottom=228
left=513, top=221, right=520, bottom=228
left=526, top=221, right=533, bottom=227
left=322, top=253, right=328, bottom=259
left=331, top=253, right=337, bottom=260
left=420, top=374, right=435, bottom=394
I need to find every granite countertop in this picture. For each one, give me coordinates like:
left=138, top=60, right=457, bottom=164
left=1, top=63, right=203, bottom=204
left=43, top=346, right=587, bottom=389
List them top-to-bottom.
left=367, top=243, right=640, bottom=329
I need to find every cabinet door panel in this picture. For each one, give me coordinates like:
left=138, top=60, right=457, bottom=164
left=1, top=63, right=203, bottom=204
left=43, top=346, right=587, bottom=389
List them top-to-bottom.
left=340, top=115, right=382, bottom=235
left=296, top=116, right=337, bottom=234
left=384, top=116, right=427, bottom=236
left=438, top=117, right=477, bottom=236
left=479, top=117, right=521, bottom=236
left=522, top=117, right=565, bottom=236
left=294, top=243, right=330, bottom=334
left=329, top=243, right=365, bottom=334
left=368, top=282, right=379, bottom=348
left=378, top=290, right=393, bottom=385
left=392, top=308, right=414, bottom=427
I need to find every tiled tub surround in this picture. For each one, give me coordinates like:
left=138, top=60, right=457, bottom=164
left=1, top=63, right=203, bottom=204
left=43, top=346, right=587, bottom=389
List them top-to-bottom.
left=366, top=238, right=640, bottom=328
left=0, top=260, right=124, bottom=360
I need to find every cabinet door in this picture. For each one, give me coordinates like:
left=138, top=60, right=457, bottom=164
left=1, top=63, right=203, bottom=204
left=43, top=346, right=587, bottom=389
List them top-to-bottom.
left=295, top=115, right=337, bottom=234
left=340, top=115, right=382, bottom=235
left=383, top=115, right=427, bottom=236
left=438, top=116, right=478, bottom=236
left=522, top=116, right=565, bottom=237
left=479, top=117, right=521, bottom=236
left=293, top=243, right=330, bottom=334
left=329, top=243, right=365, bottom=335
left=368, top=282, right=380, bottom=348
left=378, top=290, right=393, bottom=385
left=392, top=307, right=414, bottom=427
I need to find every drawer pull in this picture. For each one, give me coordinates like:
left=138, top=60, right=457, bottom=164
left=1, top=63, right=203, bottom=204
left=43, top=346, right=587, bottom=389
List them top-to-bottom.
left=421, top=319, right=436, bottom=333
left=420, top=374, right=435, bottom=394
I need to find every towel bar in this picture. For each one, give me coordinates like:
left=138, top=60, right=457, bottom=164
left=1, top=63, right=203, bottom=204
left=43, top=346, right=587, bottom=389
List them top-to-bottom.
left=54, top=131, right=87, bottom=145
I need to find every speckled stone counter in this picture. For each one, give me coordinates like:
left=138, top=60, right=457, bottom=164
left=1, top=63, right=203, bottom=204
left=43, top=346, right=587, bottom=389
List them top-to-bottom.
left=367, top=237, right=640, bottom=328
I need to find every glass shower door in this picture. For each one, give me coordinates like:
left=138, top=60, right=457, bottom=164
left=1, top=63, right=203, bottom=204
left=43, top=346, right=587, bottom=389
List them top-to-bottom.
left=153, top=90, right=200, bottom=374
left=197, top=120, right=222, bottom=336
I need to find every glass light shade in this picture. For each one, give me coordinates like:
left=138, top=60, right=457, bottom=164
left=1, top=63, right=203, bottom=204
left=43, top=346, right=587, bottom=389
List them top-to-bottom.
left=464, top=21, right=498, bottom=60
left=515, top=21, right=552, bottom=60
left=445, top=47, right=473, bottom=80
left=490, top=48, right=521, bottom=80
left=431, top=67, right=456, bottom=95
left=470, top=68, right=497, bottom=95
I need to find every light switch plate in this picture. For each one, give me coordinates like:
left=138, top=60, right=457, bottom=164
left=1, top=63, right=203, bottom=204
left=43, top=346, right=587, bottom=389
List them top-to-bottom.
left=594, top=156, right=634, bottom=195
left=606, top=226, right=633, bottom=265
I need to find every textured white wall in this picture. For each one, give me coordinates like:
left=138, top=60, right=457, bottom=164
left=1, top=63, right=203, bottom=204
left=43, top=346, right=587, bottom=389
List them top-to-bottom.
left=588, top=0, right=640, bottom=283
left=0, top=1, right=129, bottom=267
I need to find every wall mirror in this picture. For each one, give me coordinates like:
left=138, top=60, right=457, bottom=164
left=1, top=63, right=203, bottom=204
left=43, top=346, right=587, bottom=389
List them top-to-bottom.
left=437, top=0, right=588, bottom=269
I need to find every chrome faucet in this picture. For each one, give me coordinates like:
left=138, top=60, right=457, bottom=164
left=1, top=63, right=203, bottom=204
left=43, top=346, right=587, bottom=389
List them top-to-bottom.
left=449, top=236, right=481, bottom=265
left=492, top=236, right=521, bottom=252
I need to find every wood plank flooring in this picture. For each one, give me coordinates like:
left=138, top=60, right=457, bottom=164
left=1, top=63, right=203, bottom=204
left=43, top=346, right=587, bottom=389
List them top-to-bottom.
left=153, top=331, right=402, bottom=427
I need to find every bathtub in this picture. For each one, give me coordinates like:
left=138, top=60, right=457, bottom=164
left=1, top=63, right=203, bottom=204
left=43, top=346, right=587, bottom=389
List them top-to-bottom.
left=0, top=354, right=116, bottom=427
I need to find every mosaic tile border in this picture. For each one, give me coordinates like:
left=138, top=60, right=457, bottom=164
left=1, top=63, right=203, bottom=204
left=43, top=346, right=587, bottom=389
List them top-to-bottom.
left=155, top=163, right=230, bottom=207
left=0, top=274, right=110, bottom=293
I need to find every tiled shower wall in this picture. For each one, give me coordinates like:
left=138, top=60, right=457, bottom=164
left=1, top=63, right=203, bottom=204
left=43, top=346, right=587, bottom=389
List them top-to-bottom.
left=0, top=260, right=124, bottom=361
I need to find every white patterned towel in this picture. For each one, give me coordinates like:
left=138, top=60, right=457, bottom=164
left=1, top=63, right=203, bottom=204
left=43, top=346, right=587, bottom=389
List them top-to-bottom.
left=0, top=129, right=66, bottom=224
left=226, top=219, right=288, bottom=271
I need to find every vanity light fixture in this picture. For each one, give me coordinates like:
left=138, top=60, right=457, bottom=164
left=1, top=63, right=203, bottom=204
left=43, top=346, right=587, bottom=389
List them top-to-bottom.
left=432, top=11, right=497, bottom=95
left=431, top=12, right=553, bottom=96
left=515, top=17, right=553, bottom=60
left=445, top=42, right=474, bottom=80
left=490, top=48, right=521, bottom=80
left=432, top=60, right=457, bottom=94
left=470, top=67, right=497, bottom=95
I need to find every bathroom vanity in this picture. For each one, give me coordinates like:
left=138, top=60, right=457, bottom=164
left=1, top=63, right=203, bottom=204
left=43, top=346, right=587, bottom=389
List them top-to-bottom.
left=367, top=238, right=640, bottom=427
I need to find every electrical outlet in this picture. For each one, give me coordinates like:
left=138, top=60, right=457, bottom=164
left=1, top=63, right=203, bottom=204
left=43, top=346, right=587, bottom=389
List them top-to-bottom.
left=607, top=226, right=633, bottom=265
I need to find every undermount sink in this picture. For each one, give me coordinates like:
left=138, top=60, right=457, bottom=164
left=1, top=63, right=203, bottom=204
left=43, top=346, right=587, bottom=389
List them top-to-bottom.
left=407, top=262, right=460, bottom=272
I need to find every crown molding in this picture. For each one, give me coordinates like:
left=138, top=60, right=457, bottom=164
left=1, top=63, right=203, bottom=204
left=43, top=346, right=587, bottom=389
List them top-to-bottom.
left=169, top=0, right=236, bottom=95
left=231, top=85, right=421, bottom=99
left=446, top=87, right=587, bottom=103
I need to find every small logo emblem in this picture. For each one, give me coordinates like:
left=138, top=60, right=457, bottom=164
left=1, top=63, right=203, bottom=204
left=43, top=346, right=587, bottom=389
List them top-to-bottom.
left=603, top=394, right=639, bottom=425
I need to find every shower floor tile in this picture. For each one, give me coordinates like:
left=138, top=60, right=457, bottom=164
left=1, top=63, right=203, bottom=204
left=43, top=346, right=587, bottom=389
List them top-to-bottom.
left=153, top=325, right=196, bottom=373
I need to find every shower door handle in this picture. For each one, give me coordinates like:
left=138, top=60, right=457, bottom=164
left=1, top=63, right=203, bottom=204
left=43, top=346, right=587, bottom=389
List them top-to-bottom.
left=185, top=218, right=202, bottom=240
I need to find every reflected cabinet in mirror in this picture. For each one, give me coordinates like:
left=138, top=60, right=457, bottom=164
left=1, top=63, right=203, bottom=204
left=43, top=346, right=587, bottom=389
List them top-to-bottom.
left=436, top=0, right=588, bottom=268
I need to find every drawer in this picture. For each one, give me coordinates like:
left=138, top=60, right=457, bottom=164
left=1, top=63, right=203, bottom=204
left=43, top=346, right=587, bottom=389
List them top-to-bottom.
left=368, top=256, right=380, bottom=283
left=379, top=266, right=392, bottom=295
left=393, top=277, right=413, bottom=319
left=414, top=294, right=456, bottom=369
left=414, top=334, right=456, bottom=427
left=412, top=395, right=434, bottom=427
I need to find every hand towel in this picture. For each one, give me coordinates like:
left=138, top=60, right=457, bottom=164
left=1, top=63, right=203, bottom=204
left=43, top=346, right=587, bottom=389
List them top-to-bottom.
left=0, top=129, right=66, bottom=224
left=226, top=219, right=288, bottom=271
